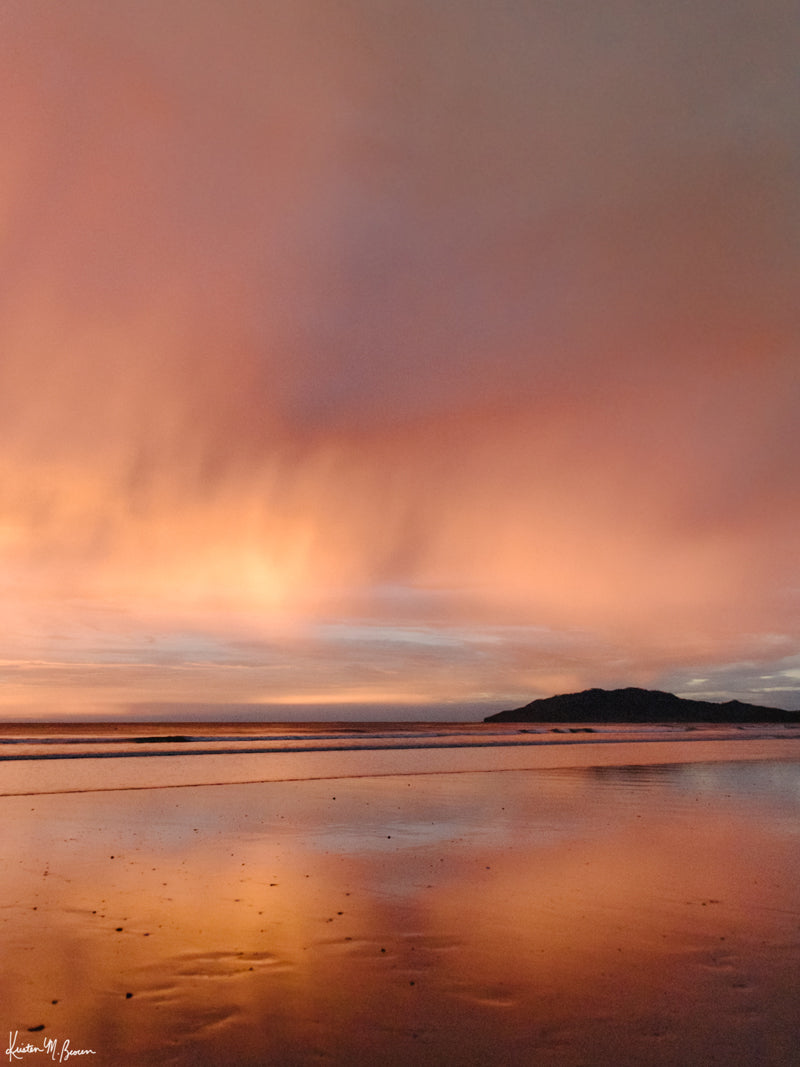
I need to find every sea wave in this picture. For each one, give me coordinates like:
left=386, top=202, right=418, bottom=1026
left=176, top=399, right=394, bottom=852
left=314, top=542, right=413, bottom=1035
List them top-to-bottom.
left=1, top=721, right=798, bottom=762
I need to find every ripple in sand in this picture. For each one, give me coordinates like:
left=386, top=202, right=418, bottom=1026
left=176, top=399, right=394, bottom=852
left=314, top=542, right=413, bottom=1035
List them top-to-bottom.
left=132, top=948, right=293, bottom=1002
left=168, top=948, right=291, bottom=978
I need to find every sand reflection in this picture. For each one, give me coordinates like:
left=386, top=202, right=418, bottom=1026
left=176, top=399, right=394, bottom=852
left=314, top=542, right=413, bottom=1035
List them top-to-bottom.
left=1, top=761, right=798, bottom=1064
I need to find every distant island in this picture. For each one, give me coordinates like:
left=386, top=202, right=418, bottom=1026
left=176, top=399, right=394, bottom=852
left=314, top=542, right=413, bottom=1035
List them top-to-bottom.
left=484, top=687, right=800, bottom=724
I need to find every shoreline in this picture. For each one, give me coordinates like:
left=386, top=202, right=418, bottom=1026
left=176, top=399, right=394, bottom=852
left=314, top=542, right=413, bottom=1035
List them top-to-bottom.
left=2, top=731, right=800, bottom=798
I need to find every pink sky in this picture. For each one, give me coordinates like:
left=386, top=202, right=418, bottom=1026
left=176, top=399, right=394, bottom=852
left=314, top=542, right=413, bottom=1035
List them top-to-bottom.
left=0, top=1, right=798, bottom=719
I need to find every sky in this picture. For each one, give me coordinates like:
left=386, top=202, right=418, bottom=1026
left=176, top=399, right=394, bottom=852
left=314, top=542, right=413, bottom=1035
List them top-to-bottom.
left=0, top=0, right=798, bottom=720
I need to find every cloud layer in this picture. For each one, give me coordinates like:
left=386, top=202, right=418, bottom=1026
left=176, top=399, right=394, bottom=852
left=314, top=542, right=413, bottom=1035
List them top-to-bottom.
left=1, top=1, right=798, bottom=716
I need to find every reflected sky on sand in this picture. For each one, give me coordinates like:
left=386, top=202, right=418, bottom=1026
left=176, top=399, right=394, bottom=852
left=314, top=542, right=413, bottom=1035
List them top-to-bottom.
left=1, top=758, right=799, bottom=1065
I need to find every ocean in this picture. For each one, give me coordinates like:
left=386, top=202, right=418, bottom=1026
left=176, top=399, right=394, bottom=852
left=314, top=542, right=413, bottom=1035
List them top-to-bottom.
left=2, top=718, right=799, bottom=796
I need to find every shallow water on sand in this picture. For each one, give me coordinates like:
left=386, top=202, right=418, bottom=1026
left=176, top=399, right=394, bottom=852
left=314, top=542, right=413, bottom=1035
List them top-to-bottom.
left=1, top=719, right=798, bottom=794
left=1, top=729, right=799, bottom=1065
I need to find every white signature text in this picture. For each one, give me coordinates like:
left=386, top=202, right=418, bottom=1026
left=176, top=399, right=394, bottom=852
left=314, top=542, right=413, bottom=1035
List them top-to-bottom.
left=6, top=1032, right=96, bottom=1063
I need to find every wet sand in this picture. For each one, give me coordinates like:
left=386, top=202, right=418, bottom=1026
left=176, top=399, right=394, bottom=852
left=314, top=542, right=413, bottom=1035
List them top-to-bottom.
left=2, top=741, right=799, bottom=1065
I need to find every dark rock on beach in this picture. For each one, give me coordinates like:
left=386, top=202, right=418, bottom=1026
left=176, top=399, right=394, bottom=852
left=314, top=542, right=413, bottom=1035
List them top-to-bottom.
left=484, top=687, right=800, bottom=724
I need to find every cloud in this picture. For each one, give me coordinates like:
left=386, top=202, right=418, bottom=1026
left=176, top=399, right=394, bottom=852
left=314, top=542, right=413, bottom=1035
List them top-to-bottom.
left=0, top=1, right=798, bottom=714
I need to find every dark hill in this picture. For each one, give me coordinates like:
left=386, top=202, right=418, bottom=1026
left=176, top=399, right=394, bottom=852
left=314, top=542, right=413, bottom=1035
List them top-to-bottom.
left=484, top=687, right=800, bottom=724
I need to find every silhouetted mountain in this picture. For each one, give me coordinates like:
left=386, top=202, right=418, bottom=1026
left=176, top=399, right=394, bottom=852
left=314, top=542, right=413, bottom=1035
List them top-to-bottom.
left=484, top=687, right=800, bottom=723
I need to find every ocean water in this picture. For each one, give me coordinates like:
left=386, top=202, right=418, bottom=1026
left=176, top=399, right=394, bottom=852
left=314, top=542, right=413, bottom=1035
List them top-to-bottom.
left=1, top=719, right=799, bottom=796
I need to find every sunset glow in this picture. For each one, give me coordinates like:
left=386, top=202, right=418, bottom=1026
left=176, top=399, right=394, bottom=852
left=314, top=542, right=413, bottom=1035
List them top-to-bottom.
left=1, top=1, right=798, bottom=718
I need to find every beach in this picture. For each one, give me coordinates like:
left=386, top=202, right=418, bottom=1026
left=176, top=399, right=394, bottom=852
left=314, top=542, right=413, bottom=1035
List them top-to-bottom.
left=2, top=724, right=799, bottom=1065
